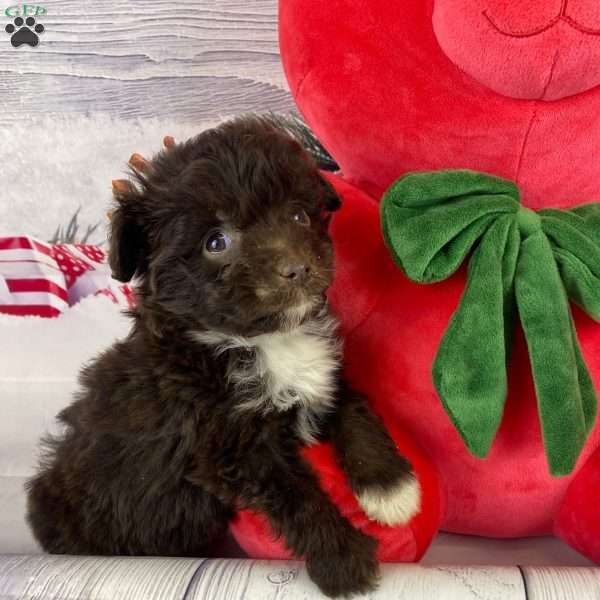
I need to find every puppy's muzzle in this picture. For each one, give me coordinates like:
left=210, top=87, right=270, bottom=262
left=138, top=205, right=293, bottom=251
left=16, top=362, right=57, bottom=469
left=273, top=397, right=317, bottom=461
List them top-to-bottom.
left=279, top=263, right=311, bottom=284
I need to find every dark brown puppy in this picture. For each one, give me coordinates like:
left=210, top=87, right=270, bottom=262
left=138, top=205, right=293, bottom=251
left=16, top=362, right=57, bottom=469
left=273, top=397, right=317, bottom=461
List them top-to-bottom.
left=26, top=117, right=420, bottom=598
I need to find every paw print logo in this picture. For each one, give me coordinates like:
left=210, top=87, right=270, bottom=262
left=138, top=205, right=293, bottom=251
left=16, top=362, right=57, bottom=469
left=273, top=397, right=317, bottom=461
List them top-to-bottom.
left=5, top=16, right=44, bottom=48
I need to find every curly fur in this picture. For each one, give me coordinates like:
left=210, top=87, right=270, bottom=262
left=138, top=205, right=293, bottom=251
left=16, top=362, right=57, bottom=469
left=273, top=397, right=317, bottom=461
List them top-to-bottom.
left=26, top=116, right=418, bottom=598
left=192, top=307, right=341, bottom=440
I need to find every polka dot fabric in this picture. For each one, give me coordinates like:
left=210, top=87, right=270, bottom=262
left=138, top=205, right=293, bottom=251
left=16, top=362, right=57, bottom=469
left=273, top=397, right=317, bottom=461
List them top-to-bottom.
left=0, top=236, right=136, bottom=318
left=73, top=244, right=105, bottom=265
left=52, top=245, right=94, bottom=288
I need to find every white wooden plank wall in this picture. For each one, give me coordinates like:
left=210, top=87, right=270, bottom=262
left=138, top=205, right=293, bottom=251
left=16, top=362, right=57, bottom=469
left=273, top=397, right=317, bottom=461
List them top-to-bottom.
left=0, top=0, right=294, bottom=125
left=0, top=0, right=294, bottom=241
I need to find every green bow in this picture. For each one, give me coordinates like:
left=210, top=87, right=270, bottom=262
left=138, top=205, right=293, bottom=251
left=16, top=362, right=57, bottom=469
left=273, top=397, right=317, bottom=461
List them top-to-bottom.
left=381, top=170, right=600, bottom=476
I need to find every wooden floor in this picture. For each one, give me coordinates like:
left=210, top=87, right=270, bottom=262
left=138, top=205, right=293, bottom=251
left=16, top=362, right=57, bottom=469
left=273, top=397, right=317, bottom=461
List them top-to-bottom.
left=0, top=0, right=294, bottom=125
left=1, top=555, right=600, bottom=600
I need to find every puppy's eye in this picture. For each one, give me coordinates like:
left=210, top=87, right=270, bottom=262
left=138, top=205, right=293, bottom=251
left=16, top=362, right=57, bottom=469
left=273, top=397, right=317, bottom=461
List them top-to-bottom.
left=293, top=210, right=311, bottom=227
left=204, top=230, right=232, bottom=254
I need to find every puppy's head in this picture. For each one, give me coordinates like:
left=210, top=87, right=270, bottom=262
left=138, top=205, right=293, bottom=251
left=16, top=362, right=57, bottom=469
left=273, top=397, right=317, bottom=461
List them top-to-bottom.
left=109, top=116, right=341, bottom=337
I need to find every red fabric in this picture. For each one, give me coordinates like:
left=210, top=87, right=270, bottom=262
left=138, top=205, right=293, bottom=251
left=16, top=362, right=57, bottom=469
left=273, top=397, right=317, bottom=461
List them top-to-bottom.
left=279, top=0, right=600, bottom=211
left=432, top=0, right=600, bottom=100
left=233, top=1, right=600, bottom=562
left=231, top=179, right=445, bottom=561
left=0, top=237, right=135, bottom=317
left=0, top=237, right=69, bottom=316
left=7, top=279, right=69, bottom=302
left=0, top=305, right=62, bottom=318
left=232, top=411, right=444, bottom=562
left=556, top=445, right=600, bottom=563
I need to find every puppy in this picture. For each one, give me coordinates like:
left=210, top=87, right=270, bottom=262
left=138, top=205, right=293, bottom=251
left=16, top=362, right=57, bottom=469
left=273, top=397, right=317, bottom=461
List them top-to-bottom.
left=26, top=116, right=420, bottom=598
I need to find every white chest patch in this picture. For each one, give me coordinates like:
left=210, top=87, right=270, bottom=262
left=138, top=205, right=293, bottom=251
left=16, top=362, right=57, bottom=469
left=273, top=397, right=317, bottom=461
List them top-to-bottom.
left=192, top=312, right=342, bottom=443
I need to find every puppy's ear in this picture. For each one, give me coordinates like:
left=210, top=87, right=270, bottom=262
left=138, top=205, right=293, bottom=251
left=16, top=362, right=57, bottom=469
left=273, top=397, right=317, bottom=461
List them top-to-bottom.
left=319, top=174, right=342, bottom=212
left=108, top=185, right=148, bottom=283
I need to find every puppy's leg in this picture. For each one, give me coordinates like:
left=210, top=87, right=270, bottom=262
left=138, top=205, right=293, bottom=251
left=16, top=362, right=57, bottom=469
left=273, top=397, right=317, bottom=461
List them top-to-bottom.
left=330, top=384, right=421, bottom=526
left=188, top=453, right=379, bottom=598
left=27, top=455, right=232, bottom=557
left=26, top=470, right=96, bottom=555
left=134, top=482, right=233, bottom=557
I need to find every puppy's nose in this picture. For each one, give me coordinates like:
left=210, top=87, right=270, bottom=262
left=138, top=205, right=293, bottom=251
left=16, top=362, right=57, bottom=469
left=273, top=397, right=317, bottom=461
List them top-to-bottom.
left=279, top=263, right=311, bottom=282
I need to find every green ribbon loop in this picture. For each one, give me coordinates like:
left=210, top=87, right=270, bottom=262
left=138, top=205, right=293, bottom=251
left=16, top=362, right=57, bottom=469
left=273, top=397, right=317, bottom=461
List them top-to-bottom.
left=381, top=170, right=600, bottom=476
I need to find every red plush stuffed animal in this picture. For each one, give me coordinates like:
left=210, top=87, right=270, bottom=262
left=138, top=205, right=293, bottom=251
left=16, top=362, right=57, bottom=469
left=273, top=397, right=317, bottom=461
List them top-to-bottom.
left=231, top=0, right=600, bottom=563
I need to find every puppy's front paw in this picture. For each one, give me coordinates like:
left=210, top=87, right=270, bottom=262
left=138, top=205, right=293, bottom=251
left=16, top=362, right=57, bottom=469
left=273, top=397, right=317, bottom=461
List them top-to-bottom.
left=357, top=473, right=421, bottom=526
left=306, top=528, right=379, bottom=598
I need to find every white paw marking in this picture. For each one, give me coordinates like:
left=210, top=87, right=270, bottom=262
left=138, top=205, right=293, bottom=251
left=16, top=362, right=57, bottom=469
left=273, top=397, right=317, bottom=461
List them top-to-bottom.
left=357, top=475, right=421, bottom=526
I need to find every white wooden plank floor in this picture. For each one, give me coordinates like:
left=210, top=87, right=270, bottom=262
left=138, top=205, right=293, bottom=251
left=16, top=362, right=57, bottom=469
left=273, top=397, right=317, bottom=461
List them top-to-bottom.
left=2, top=556, right=600, bottom=599
left=186, top=561, right=527, bottom=600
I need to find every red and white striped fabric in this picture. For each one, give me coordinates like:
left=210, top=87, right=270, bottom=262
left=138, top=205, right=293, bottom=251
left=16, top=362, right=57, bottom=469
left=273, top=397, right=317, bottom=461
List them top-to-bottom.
left=0, top=237, right=135, bottom=318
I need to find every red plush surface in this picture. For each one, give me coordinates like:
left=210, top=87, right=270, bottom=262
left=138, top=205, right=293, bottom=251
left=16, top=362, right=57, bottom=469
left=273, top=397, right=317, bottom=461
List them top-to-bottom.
left=234, top=0, right=600, bottom=563
left=279, top=0, right=600, bottom=210
left=432, top=0, right=600, bottom=101
left=231, top=174, right=600, bottom=562
left=324, top=175, right=600, bottom=539
left=231, top=177, right=444, bottom=561
left=232, top=411, right=444, bottom=563
left=556, top=445, right=600, bottom=563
